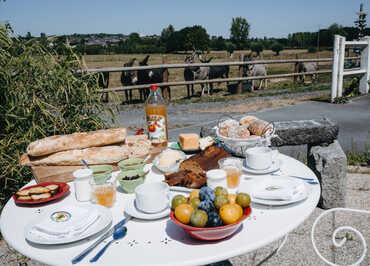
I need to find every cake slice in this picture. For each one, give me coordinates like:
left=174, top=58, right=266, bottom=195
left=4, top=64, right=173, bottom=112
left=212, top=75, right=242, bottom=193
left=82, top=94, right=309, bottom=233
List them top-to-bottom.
left=180, top=145, right=229, bottom=175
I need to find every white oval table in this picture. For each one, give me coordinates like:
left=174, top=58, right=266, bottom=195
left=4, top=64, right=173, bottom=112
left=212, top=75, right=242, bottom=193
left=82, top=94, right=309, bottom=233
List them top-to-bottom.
left=0, top=154, right=320, bottom=266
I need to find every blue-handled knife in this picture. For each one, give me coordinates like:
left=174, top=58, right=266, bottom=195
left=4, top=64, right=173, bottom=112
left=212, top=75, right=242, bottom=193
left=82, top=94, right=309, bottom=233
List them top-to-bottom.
left=71, top=215, right=132, bottom=264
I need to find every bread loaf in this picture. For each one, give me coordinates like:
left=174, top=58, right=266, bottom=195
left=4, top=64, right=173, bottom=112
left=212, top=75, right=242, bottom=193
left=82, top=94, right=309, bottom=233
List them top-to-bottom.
left=27, top=128, right=127, bottom=156
left=20, top=145, right=130, bottom=166
left=180, top=146, right=229, bottom=176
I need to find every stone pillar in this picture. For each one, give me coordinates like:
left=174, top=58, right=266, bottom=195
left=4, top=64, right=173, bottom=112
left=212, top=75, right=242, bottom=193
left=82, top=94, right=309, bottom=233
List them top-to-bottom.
left=307, top=140, right=347, bottom=209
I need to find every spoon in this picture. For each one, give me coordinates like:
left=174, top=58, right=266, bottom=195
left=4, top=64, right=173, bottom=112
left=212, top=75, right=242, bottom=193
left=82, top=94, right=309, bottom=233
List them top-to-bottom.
left=81, top=159, right=90, bottom=169
left=89, top=225, right=127, bottom=263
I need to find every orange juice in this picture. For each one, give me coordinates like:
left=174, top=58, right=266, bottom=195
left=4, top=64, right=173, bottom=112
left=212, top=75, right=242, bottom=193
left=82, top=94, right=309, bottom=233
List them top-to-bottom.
left=145, top=85, right=168, bottom=147
left=145, top=104, right=168, bottom=147
left=224, top=167, right=242, bottom=188
left=92, top=186, right=116, bottom=207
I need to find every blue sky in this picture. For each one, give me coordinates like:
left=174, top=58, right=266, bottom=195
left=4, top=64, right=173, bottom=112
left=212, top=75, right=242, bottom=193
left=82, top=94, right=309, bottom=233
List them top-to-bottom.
left=0, top=0, right=367, bottom=38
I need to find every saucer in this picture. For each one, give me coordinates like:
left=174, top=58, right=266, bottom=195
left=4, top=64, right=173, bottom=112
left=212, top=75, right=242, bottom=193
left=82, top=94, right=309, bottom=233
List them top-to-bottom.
left=242, top=159, right=280, bottom=174
left=124, top=198, right=170, bottom=220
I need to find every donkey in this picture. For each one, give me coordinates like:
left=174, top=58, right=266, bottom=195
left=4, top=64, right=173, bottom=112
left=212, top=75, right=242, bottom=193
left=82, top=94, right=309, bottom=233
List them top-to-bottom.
left=184, top=52, right=198, bottom=97
left=243, top=54, right=267, bottom=90
left=136, top=55, right=152, bottom=101
left=197, top=56, right=212, bottom=96
left=120, top=58, right=137, bottom=103
left=298, top=62, right=318, bottom=83
left=148, top=67, right=171, bottom=99
left=98, top=72, right=110, bottom=102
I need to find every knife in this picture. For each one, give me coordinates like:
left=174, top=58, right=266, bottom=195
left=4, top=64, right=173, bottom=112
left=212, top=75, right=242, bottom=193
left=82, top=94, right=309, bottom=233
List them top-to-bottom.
left=71, top=215, right=132, bottom=264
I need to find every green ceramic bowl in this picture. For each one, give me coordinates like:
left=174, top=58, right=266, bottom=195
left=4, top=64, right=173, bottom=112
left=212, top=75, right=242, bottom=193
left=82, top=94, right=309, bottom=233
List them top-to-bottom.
left=118, top=158, right=145, bottom=171
left=90, top=165, right=113, bottom=185
left=118, top=170, right=145, bottom=193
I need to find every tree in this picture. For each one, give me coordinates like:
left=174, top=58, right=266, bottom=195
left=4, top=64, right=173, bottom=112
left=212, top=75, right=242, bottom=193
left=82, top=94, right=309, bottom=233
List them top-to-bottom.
left=230, top=17, right=250, bottom=50
left=161, top=24, right=174, bottom=43
left=180, top=25, right=210, bottom=52
left=25, top=31, right=32, bottom=40
left=40, top=32, right=48, bottom=47
left=210, top=36, right=227, bottom=51
left=225, top=42, right=236, bottom=55
left=250, top=42, right=264, bottom=56
left=271, top=42, right=284, bottom=56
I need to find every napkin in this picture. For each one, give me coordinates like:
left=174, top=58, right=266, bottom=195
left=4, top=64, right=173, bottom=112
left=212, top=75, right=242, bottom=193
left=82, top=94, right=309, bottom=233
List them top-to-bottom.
left=252, top=182, right=305, bottom=201
left=29, top=205, right=100, bottom=240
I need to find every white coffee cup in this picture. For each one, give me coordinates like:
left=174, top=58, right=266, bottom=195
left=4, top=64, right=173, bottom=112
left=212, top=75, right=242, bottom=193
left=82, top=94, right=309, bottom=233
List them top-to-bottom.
left=245, top=147, right=279, bottom=170
left=135, top=182, right=170, bottom=213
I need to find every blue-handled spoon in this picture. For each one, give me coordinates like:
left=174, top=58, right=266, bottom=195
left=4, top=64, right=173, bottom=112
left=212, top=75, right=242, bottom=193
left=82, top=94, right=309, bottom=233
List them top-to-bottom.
left=89, top=225, right=127, bottom=263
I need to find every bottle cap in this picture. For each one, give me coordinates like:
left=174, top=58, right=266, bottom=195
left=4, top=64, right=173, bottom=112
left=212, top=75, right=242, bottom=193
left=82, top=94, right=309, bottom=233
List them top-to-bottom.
left=150, top=84, right=158, bottom=90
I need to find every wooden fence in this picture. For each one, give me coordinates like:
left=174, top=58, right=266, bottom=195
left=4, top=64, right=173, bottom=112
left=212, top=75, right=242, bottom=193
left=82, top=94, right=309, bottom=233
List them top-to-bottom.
left=86, top=55, right=360, bottom=99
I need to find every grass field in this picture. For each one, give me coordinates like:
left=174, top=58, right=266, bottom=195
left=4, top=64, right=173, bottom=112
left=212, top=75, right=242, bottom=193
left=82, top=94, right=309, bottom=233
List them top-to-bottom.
left=82, top=49, right=346, bottom=104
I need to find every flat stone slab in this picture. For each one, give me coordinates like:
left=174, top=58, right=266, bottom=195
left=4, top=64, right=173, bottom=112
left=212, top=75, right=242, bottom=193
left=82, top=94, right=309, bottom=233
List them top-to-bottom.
left=271, top=117, right=339, bottom=147
left=200, top=118, right=339, bottom=147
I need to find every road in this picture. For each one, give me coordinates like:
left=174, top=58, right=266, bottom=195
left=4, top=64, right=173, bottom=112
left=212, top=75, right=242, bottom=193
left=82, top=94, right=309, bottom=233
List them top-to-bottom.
left=114, top=93, right=369, bottom=157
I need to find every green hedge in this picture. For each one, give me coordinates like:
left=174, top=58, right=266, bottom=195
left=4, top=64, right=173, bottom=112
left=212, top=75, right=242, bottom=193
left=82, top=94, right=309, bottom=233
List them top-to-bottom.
left=0, top=24, right=114, bottom=209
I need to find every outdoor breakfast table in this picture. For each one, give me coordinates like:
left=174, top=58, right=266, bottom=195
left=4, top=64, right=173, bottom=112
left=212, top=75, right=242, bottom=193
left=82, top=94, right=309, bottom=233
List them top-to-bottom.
left=0, top=153, right=320, bottom=266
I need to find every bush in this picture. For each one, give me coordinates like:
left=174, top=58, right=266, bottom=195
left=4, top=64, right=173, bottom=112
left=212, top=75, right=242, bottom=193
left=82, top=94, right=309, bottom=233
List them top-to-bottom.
left=0, top=24, right=114, bottom=209
left=344, top=77, right=360, bottom=97
left=333, top=96, right=349, bottom=104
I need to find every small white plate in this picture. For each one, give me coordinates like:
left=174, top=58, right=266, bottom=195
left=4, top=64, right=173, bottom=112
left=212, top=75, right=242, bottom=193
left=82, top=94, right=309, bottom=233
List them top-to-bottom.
left=242, top=159, right=280, bottom=174
left=238, top=176, right=309, bottom=206
left=124, top=198, right=170, bottom=220
left=24, top=205, right=112, bottom=245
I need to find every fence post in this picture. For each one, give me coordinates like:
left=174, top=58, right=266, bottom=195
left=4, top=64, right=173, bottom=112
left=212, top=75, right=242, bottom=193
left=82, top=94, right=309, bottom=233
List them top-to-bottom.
left=331, top=35, right=341, bottom=102
left=337, top=36, right=346, bottom=98
left=359, top=36, right=370, bottom=94
left=237, top=54, right=244, bottom=94
left=294, top=54, right=299, bottom=84
left=162, top=55, right=169, bottom=100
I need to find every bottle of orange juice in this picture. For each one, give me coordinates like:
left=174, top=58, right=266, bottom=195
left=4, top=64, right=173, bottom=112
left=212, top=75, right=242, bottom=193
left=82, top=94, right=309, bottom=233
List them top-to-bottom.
left=145, top=85, right=168, bottom=147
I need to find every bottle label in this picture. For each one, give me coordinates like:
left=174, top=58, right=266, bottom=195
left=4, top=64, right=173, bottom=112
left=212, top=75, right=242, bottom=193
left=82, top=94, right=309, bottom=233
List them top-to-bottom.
left=147, top=115, right=167, bottom=143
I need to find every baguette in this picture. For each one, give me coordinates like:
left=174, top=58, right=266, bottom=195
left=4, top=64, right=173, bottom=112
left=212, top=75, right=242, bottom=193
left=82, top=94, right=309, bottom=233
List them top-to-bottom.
left=27, top=128, right=127, bottom=157
left=20, top=145, right=130, bottom=166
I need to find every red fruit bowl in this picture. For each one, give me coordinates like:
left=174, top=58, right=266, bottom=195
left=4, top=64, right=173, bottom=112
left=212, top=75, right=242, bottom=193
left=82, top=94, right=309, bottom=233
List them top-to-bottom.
left=170, top=206, right=252, bottom=241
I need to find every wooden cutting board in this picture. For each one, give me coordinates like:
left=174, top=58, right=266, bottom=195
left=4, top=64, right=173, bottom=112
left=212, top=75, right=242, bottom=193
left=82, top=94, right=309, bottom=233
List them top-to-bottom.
left=30, top=146, right=163, bottom=184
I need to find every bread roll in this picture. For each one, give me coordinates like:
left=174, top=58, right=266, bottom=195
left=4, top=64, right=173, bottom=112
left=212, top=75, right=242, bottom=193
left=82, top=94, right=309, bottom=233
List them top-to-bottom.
left=239, top=115, right=258, bottom=125
left=219, top=119, right=239, bottom=137
left=248, top=120, right=273, bottom=136
left=27, top=128, right=127, bottom=156
left=20, top=145, right=130, bottom=166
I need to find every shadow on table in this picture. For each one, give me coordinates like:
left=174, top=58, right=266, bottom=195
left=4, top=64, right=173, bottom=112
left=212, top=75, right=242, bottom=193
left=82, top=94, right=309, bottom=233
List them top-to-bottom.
left=165, top=219, right=244, bottom=245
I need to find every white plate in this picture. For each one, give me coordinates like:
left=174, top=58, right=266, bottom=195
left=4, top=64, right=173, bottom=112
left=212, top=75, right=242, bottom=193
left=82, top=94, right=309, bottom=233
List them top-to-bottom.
left=242, top=159, right=280, bottom=174
left=238, top=176, right=309, bottom=206
left=124, top=198, right=170, bottom=220
left=24, top=205, right=112, bottom=245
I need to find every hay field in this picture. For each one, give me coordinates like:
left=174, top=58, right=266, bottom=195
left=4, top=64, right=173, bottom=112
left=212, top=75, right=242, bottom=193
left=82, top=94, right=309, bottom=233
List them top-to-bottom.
left=83, top=49, right=335, bottom=103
